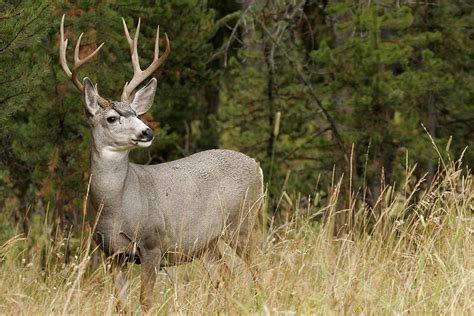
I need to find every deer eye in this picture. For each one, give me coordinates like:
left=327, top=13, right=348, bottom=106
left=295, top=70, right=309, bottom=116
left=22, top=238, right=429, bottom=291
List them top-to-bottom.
left=107, top=116, right=118, bottom=123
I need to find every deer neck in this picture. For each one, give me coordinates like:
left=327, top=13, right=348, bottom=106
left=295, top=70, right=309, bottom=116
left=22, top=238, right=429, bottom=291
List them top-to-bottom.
left=89, top=138, right=131, bottom=207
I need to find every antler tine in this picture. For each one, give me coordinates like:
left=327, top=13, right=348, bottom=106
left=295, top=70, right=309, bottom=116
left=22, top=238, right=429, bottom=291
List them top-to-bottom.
left=59, top=15, right=109, bottom=106
left=59, top=15, right=72, bottom=78
left=122, top=17, right=142, bottom=74
left=121, top=18, right=171, bottom=102
left=133, top=19, right=141, bottom=71
left=154, top=25, right=160, bottom=61
left=71, top=32, right=105, bottom=89
left=74, top=33, right=104, bottom=69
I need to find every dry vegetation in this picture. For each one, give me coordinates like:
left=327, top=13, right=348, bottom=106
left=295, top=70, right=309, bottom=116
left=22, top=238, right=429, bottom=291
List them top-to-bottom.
left=0, top=154, right=472, bottom=315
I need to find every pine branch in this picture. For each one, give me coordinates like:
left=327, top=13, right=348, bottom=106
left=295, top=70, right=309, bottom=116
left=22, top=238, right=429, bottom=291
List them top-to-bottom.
left=0, top=3, right=50, bottom=53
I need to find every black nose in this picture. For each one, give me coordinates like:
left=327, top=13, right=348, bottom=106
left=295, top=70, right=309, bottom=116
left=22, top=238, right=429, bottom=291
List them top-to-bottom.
left=142, top=128, right=153, bottom=140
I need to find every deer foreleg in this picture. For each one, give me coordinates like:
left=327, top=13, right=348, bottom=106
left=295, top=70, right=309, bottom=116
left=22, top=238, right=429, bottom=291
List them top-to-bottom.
left=139, top=248, right=162, bottom=313
left=111, top=257, right=129, bottom=313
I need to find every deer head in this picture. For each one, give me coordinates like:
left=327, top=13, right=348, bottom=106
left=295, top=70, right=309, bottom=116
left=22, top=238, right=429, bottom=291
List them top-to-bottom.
left=59, top=15, right=170, bottom=152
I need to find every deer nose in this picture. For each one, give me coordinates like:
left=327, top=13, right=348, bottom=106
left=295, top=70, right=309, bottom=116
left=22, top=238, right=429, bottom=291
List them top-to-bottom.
left=142, top=128, right=153, bottom=141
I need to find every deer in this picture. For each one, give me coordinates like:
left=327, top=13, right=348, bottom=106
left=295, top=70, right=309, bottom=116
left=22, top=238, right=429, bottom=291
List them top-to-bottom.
left=59, top=15, right=264, bottom=312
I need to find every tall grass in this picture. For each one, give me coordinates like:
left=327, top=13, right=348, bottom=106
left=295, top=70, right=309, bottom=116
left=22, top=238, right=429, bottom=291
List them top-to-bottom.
left=0, top=155, right=472, bottom=314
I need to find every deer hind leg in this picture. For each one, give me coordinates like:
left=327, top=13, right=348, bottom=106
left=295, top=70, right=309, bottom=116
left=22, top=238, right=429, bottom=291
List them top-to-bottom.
left=227, top=196, right=264, bottom=283
left=228, top=202, right=257, bottom=264
left=201, top=239, right=230, bottom=289
left=139, top=247, right=162, bottom=313
left=111, top=255, right=129, bottom=314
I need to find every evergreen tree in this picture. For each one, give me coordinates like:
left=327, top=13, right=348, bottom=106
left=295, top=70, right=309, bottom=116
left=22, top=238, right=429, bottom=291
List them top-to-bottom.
left=219, top=0, right=325, bottom=203
left=0, top=1, right=52, bottom=231
left=409, top=1, right=473, bottom=177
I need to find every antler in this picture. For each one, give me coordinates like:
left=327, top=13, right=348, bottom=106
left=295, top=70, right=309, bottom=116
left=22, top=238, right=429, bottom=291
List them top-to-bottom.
left=59, top=15, right=110, bottom=107
left=121, top=18, right=171, bottom=102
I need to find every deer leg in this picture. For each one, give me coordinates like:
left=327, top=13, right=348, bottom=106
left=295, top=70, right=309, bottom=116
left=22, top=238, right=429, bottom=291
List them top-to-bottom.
left=230, top=198, right=262, bottom=284
left=231, top=229, right=259, bottom=286
left=234, top=231, right=251, bottom=261
left=201, top=239, right=230, bottom=289
left=139, top=248, right=162, bottom=313
left=111, top=256, right=129, bottom=313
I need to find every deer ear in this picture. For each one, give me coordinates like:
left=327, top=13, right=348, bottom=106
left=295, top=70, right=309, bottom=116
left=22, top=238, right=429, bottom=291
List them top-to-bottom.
left=83, top=78, right=99, bottom=118
left=130, top=78, right=157, bottom=115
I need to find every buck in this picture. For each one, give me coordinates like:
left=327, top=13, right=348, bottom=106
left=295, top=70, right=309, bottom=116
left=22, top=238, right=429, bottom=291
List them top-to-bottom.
left=59, top=15, right=263, bottom=312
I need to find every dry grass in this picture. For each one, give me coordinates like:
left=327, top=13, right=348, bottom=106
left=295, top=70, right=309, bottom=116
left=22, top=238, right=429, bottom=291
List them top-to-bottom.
left=0, top=156, right=472, bottom=314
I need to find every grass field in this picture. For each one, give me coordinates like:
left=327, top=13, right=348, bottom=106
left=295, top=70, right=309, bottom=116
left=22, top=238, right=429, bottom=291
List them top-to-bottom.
left=0, top=156, right=472, bottom=314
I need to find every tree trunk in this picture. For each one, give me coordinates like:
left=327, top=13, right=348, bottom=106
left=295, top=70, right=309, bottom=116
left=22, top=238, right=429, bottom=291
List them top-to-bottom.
left=329, top=0, right=353, bottom=236
left=202, top=84, right=220, bottom=149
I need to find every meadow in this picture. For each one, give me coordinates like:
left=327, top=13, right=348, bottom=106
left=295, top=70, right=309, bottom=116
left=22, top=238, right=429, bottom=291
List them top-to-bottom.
left=0, top=152, right=472, bottom=315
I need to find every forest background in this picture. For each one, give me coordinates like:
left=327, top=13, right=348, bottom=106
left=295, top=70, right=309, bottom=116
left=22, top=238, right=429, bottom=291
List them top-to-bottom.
left=0, top=0, right=472, bottom=238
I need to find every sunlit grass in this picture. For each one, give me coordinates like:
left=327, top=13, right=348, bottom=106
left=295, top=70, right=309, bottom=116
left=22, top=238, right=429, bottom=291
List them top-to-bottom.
left=0, top=155, right=472, bottom=314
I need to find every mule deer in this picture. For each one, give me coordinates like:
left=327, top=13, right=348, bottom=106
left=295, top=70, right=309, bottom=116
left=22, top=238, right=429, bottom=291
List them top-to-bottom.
left=59, top=15, right=264, bottom=312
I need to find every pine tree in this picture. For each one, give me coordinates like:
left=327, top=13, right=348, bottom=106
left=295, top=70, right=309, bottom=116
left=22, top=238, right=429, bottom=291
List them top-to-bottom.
left=0, top=1, right=52, bottom=232
left=409, top=1, right=474, bottom=176
left=310, top=2, right=450, bottom=213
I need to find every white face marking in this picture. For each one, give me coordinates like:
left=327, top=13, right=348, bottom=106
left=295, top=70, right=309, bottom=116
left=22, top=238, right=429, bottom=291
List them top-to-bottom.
left=129, top=117, right=153, bottom=146
left=130, top=117, right=150, bottom=133
left=136, top=140, right=153, bottom=148
left=100, top=146, right=129, bottom=160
